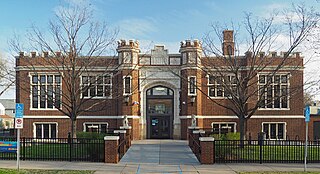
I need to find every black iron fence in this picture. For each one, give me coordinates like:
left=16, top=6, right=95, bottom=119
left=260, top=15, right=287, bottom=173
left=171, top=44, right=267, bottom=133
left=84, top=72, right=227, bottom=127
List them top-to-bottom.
left=0, top=137, right=104, bottom=162
left=215, top=140, right=320, bottom=163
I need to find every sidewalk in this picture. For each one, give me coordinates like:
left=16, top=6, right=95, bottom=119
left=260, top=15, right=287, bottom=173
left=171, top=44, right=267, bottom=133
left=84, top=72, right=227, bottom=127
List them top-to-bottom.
left=1, top=140, right=320, bottom=173
left=1, top=160, right=320, bottom=173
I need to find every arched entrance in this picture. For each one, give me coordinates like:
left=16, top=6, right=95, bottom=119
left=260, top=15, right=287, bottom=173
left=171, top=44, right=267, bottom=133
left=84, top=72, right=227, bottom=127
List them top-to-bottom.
left=146, top=86, right=174, bottom=139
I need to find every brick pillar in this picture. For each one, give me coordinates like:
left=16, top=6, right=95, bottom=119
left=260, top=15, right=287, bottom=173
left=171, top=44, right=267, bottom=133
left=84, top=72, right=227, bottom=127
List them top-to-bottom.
left=120, top=126, right=132, bottom=146
left=188, top=126, right=199, bottom=143
left=114, top=130, right=127, bottom=155
left=192, top=130, right=204, bottom=155
left=104, top=136, right=119, bottom=163
left=199, top=137, right=215, bottom=164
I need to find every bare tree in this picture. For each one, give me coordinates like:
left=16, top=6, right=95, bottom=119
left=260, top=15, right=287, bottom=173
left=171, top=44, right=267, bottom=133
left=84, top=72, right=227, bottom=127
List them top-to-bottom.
left=198, top=4, right=319, bottom=141
left=11, top=5, right=120, bottom=138
left=0, top=52, right=15, bottom=97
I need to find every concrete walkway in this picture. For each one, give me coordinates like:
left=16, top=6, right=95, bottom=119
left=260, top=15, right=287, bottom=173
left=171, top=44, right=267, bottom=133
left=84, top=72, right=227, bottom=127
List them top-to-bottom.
left=1, top=140, right=320, bottom=173
left=120, top=140, right=199, bottom=165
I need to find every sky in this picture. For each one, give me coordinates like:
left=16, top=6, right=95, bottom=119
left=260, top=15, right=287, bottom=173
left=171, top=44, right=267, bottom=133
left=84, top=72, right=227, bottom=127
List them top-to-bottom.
left=0, top=0, right=319, bottom=99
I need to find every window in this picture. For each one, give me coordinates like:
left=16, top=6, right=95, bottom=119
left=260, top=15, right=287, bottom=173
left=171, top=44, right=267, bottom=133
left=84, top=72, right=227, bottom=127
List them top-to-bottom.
left=31, top=74, right=62, bottom=109
left=81, top=74, right=112, bottom=98
left=258, top=74, right=289, bottom=109
left=208, top=75, right=236, bottom=98
left=123, top=76, right=131, bottom=95
left=188, top=76, right=196, bottom=95
left=84, top=122, right=109, bottom=133
left=211, top=122, right=236, bottom=134
left=262, top=122, right=286, bottom=140
left=34, top=123, right=57, bottom=139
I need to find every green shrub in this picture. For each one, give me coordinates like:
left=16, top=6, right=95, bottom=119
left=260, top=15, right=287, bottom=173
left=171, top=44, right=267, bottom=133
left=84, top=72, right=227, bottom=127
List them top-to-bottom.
left=76, top=132, right=107, bottom=139
left=225, top=132, right=240, bottom=140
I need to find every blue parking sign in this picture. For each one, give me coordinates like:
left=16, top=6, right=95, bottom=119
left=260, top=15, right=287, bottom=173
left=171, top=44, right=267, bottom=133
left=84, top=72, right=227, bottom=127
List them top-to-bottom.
left=15, top=103, right=24, bottom=118
left=305, top=105, right=310, bottom=122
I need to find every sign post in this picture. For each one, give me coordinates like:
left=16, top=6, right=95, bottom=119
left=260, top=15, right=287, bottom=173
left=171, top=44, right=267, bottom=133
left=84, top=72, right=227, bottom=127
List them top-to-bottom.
left=15, top=103, right=24, bottom=171
left=304, top=105, right=310, bottom=172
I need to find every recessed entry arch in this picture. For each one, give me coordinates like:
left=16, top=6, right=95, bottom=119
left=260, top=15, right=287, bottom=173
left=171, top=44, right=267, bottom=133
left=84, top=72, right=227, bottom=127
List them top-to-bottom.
left=146, top=86, right=174, bottom=139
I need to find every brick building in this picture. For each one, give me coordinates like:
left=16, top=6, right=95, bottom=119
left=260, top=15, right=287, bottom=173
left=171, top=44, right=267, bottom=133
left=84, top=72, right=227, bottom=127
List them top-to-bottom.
left=15, top=30, right=305, bottom=140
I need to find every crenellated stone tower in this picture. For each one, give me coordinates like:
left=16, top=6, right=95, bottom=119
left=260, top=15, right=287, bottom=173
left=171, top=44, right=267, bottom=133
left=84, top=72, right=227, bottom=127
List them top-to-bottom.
left=116, top=39, right=141, bottom=139
left=179, top=39, right=203, bottom=139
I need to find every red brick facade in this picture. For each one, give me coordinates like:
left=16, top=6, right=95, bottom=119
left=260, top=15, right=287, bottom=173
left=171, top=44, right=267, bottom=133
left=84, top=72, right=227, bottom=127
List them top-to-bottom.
left=16, top=31, right=305, bottom=140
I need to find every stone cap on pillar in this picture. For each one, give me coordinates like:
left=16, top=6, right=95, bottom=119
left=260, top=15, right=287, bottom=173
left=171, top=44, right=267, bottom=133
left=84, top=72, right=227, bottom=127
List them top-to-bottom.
left=120, top=126, right=132, bottom=129
left=188, top=126, right=200, bottom=130
left=114, top=130, right=127, bottom=134
left=193, top=130, right=205, bottom=134
left=104, top=136, right=120, bottom=141
left=199, top=137, right=214, bottom=142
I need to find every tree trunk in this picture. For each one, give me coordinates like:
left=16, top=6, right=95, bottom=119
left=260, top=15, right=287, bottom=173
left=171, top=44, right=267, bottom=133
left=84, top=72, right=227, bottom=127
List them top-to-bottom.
left=239, top=117, right=247, bottom=148
left=70, top=118, right=77, bottom=138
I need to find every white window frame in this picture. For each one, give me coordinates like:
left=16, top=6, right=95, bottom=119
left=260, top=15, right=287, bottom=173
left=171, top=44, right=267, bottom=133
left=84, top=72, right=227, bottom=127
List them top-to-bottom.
left=29, top=73, right=62, bottom=110
left=258, top=73, right=290, bottom=110
left=80, top=74, right=112, bottom=99
left=207, top=74, right=237, bottom=98
left=123, top=76, right=132, bottom=95
left=188, top=76, right=197, bottom=96
left=33, top=122, right=58, bottom=139
left=83, top=122, right=109, bottom=133
left=211, top=122, right=237, bottom=134
left=261, top=122, right=287, bottom=140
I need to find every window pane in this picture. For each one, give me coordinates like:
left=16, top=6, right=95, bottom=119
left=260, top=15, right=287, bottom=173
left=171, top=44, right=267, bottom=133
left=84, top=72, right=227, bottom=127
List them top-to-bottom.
left=32, top=75, right=38, bottom=84
left=40, top=75, right=46, bottom=84
left=47, top=75, right=53, bottom=84
left=55, top=75, right=61, bottom=84
left=104, top=75, right=111, bottom=84
left=209, top=75, right=215, bottom=84
left=259, top=75, right=265, bottom=84
left=274, top=75, right=280, bottom=83
left=281, top=75, right=287, bottom=83
left=82, top=76, right=88, bottom=84
left=97, top=76, right=103, bottom=84
left=216, top=76, right=222, bottom=85
left=124, top=77, right=131, bottom=94
left=189, top=77, right=196, bottom=94
left=40, top=85, right=46, bottom=108
left=47, top=85, right=53, bottom=108
left=55, top=85, right=61, bottom=108
left=82, top=85, right=88, bottom=97
left=97, top=85, right=103, bottom=96
left=105, top=85, right=111, bottom=97
left=274, top=85, right=280, bottom=108
left=32, top=86, right=38, bottom=108
left=90, top=86, right=96, bottom=97
left=209, top=86, right=215, bottom=97
left=217, top=86, right=223, bottom=97
left=267, top=86, right=273, bottom=108
left=278, top=123, right=284, bottom=139
left=36, top=124, right=42, bottom=138
left=43, top=124, right=49, bottom=138
left=51, top=124, right=56, bottom=138
left=101, top=124, right=108, bottom=133
left=212, top=124, right=219, bottom=134
left=263, top=124, right=269, bottom=139
left=270, top=124, right=276, bottom=139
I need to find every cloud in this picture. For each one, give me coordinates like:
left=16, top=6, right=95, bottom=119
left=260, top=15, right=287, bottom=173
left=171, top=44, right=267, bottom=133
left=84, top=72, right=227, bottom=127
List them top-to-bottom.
left=115, top=18, right=158, bottom=39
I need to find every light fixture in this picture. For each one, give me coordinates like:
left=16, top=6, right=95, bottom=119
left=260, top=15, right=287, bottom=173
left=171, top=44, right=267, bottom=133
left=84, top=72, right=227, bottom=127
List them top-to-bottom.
left=124, top=95, right=129, bottom=105
left=190, top=96, right=196, bottom=106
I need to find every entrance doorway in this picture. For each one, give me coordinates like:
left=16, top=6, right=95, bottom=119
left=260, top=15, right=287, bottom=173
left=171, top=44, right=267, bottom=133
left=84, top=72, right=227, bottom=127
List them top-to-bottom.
left=146, top=86, right=173, bottom=139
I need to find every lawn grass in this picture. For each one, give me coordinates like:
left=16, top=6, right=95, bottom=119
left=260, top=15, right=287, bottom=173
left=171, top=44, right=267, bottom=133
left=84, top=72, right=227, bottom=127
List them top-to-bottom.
left=215, top=141, right=320, bottom=162
left=0, top=169, right=94, bottom=174
left=240, top=172, right=320, bottom=174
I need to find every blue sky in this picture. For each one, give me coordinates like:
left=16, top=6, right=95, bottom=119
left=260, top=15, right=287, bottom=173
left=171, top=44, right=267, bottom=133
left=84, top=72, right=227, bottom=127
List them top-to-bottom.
left=0, top=0, right=319, bottom=98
